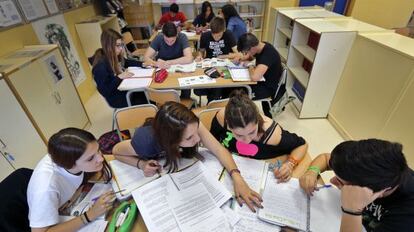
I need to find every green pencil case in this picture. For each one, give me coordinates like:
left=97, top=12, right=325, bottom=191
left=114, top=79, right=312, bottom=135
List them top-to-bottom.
left=107, top=201, right=138, bottom=232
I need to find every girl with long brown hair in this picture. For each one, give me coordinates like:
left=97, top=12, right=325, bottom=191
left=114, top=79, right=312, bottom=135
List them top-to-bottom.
left=92, top=29, right=147, bottom=108
left=210, top=90, right=308, bottom=182
left=113, top=101, right=263, bottom=212
left=27, top=128, right=114, bottom=231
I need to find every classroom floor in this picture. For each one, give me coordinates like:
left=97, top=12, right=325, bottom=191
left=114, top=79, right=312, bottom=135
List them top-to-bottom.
left=85, top=90, right=342, bottom=182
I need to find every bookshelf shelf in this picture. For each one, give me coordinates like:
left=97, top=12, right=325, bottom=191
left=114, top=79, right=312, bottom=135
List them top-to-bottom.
left=278, top=27, right=292, bottom=39
left=292, top=45, right=316, bottom=62
left=288, top=66, right=309, bottom=87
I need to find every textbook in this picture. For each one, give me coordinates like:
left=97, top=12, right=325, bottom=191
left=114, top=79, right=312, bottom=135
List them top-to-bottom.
left=167, top=61, right=197, bottom=73
left=109, top=157, right=197, bottom=199
left=131, top=161, right=232, bottom=232
left=257, top=174, right=342, bottom=232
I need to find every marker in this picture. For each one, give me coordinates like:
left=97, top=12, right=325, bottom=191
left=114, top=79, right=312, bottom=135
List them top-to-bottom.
left=315, top=184, right=332, bottom=190
left=91, top=189, right=126, bottom=202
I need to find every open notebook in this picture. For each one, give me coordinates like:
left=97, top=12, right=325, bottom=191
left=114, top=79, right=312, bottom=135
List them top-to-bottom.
left=258, top=174, right=342, bottom=232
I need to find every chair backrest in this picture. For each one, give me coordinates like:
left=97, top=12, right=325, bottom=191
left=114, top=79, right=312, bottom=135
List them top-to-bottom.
left=122, top=31, right=134, bottom=45
left=145, top=88, right=180, bottom=107
left=207, top=98, right=229, bottom=109
left=114, top=104, right=158, bottom=139
left=198, top=108, right=222, bottom=131
left=0, top=168, right=33, bottom=232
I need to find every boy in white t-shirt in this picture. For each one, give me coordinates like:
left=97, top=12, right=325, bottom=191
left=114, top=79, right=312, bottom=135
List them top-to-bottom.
left=27, top=128, right=114, bottom=231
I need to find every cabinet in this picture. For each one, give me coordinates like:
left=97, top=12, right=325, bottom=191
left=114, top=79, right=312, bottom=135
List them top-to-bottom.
left=272, top=7, right=344, bottom=62
left=75, top=15, right=121, bottom=58
left=286, top=17, right=386, bottom=118
left=329, top=32, right=414, bottom=167
left=0, top=45, right=90, bottom=160
left=0, top=78, right=46, bottom=181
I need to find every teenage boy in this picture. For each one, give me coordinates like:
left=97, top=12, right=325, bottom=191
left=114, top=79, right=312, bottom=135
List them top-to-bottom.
left=157, top=3, right=187, bottom=29
left=299, top=139, right=414, bottom=232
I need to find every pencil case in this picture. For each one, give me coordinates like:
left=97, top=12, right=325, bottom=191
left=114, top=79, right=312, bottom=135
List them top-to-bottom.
left=107, top=201, right=138, bottom=232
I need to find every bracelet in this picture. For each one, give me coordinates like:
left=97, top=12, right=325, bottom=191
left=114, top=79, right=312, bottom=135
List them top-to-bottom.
left=287, top=156, right=299, bottom=167
left=136, top=158, right=142, bottom=169
left=307, top=166, right=321, bottom=175
left=229, top=169, right=241, bottom=177
left=341, top=206, right=363, bottom=216
left=83, top=212, right=91, bottom=223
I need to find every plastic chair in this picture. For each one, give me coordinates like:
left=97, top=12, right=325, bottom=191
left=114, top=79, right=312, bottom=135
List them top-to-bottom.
left=142, top=88, right=195, bottom=109
left=114, top=104, right=158, bottom=141
left=197, top=108, right=223, bottom=131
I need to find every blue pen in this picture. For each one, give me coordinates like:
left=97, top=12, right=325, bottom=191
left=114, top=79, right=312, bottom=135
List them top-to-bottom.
left=268, top=159, right=282, bottom=171
left=315, top=184, right=332, bottom=190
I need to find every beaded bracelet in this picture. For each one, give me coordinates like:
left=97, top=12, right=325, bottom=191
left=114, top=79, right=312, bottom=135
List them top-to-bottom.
left=287, top=156, right=299, bottom=167
left=307, top=166, right=321, bottom=175
left=229, top=169, right=241, bottom=177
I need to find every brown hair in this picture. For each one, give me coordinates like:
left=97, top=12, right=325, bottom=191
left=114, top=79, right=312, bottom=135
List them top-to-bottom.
left=210, top=17, right=225, bottom=34
left=92, top=29, right=124, bottom=75
left=225, top=90, right=265, bottom=135
left=152, top=102, right=199, bottom=172
left=48, top=128, right=112, bottom=183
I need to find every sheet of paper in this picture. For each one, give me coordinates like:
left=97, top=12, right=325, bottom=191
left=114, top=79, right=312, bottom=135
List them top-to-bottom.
left=0, top=0, right=23, bottom=27
left=17, top=0, right=48, bottom=21
left=43, top=0, right=59, bottom=14
left=201, top=58, right=230, bottom=68
left=168, top=62, right=196, bottom=73
left=127, top=67, right=155, bottom=78
left=229, top=68, right=251, bottom=82
left=178, top=75, right=216, bottom=87
left=117, top=78, right=152, bottom=90
left=198, top=148, right=224, bottom=180
left=223, top=155, right=267, bottom=194
left=109, top=160, right=159, bottom=196
left=170, top=161, right=231, bottom=207
left=132, top=175, right=181, bottom=232
left=257, top=175, right=308, bottom=231
left=70, top=183, right=112, bottom=217
left=169, top=183, right=231, bottom=232
left=310, top=186, right=342, bottom=232
left=221, top=200, right=240, bottom=229
left=233, top=203, right=281, bottom=232
left=78, top=219, right=108, bottom=232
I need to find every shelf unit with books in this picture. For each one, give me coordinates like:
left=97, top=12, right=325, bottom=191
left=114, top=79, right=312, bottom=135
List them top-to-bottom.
left=286, top=17, right=386, bottom=118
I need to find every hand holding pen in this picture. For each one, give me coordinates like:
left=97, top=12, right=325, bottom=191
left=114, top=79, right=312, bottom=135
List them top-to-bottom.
left=273, top=159, right=293, bottom=183
left=139, top=160, right=162, bottom=177
left=87, top=190, right=118, bottom=221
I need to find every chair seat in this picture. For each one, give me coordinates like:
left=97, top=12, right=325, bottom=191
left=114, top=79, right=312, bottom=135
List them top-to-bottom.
left=192, top=106, right=207, bottom=116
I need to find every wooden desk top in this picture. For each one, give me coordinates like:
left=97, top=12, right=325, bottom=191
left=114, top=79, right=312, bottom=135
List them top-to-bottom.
left=149, top=31, right=201, bottom=43
left=149, top=68, right=256, bottom=90
left=105, top=152, right=313, bottom=232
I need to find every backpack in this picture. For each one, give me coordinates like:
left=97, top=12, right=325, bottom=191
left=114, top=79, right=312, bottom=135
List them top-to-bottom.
left=97, top=130, right=131, bottom=154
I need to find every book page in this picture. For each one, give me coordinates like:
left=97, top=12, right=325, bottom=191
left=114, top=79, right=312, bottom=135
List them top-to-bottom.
left=127, top=67, right=155, bottom=78
left=230, top=68, right=251, bottom=81
left=117, top=78, right=152, bottom=91
left=223, top=155, right=267, bottom=194
left=170, top=161, right=232, bottom=207
left=132, top=175, right=181, bottom=232
left=257, top=175, right=308, bottom=231
left=168, top=183, right=231, bottom=232
left=310, top=186, right=342, bottom=232
left=233, top=203, right=281, bottom=232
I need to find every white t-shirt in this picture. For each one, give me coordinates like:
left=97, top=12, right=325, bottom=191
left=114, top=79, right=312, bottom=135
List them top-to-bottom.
left=27, top=155, right=84, bottom=228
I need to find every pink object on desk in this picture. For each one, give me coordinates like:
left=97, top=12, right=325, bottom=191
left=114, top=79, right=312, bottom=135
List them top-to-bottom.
left=236, top=141, right=258, bottom=156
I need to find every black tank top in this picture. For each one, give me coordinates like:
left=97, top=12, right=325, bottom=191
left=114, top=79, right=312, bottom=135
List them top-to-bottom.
left=210, top=115, right=306, bottom=159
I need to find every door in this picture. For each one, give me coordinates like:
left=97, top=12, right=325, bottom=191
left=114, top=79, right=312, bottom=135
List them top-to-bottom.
left=0, top=79, right=46, bottom=170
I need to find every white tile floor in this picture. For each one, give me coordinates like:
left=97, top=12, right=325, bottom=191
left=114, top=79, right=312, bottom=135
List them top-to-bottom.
left=85, top=91, right=343, bottom=181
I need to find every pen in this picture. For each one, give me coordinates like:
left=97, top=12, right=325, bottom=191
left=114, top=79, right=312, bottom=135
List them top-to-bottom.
left=276, top=160, right=282, bottom=170
left=149, top=162, right=162, bottom=174
left=315, top=184, right=332, bottom=190
left=91, top=189, right=126, bottom=202
left=119, top=207, right=130, bottom=226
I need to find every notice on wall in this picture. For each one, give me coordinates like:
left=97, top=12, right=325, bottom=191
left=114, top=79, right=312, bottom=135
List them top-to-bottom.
left=0, top=0, right=23, bottom=27
left=17, top=0, right=48, bottom=21
left=43, top=0, right=59, bottom=14
left=44, top=54, right=64, bottom=84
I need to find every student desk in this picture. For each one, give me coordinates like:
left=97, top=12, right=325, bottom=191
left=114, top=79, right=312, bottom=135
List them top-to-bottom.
left=149, top=31, right=201, bottom=43
left=149, top=68, right=256, bottom=96
left=105, top=152, right=313, bottom=232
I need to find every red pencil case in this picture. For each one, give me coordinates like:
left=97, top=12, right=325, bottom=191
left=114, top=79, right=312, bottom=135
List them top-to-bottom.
left=154, top=69, right=168, bottom=83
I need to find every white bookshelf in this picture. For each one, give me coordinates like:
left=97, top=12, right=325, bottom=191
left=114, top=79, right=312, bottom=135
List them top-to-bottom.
left=272, top=7, right=344, bottom=62
left=286, top=17, right=386, bottom=118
